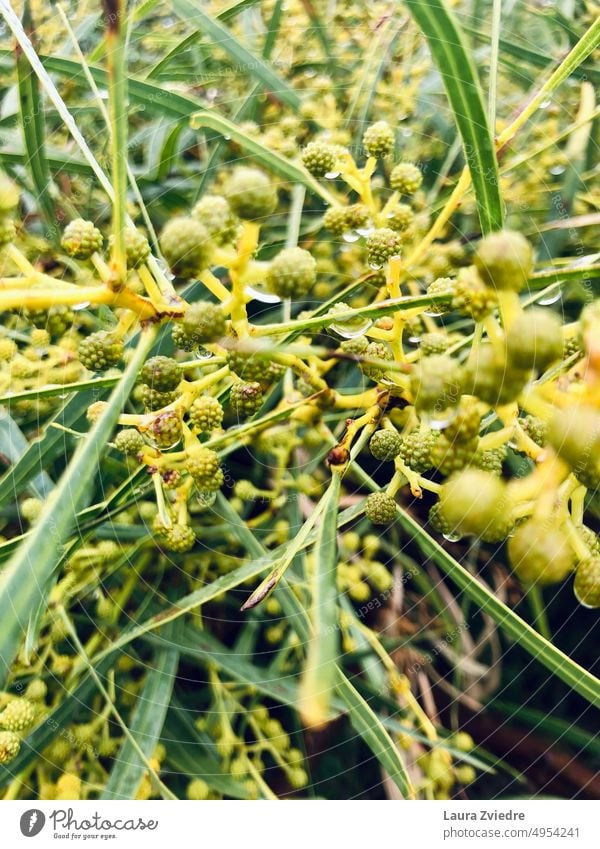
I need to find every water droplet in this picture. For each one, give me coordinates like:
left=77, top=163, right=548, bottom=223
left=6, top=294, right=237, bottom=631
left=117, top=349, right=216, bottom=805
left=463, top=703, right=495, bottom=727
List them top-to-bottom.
left=540, top=98, right=552, bottom=109
left=401, top=128, right=413, bottom=138
left=224, top=135, right=232, bottom=141
left=549, top=165, right=566, bottom=176
left=325, top=171, right=340, bottom=180
left=356, top=226, right=375, bottom=237
left=343, top=231, right=360, bottom=243
left=155, top=259, right=175, bottom=282
left=369, top=261, right=382, bottom=271
left=245, top=284, right=282, bottom=304
left=538, top=291, right=562, bottom=306
left=73, top=301, right=91, bottom=311
left=424, top=309, right=443, bottom=317
left=330, top=318, right=373, bottom=339
left=407, top=335, right=422, bottom=345
left=193, top=345, right=213, bottom=361
left=58, top=393, right=67, bottom=400
left=422, top=409, right=458, bottom=430
left=142, top=432, right=181, bottom=452
left=195, top=490, right=217, bottom=509
left=442, top=531, right=463, bottom=542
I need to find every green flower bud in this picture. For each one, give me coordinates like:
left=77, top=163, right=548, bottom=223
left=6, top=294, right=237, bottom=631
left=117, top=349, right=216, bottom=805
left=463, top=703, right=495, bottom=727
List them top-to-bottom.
left=363, top=121, right=395, bottom=158
left=390, top=162, right=423, bottom=194
left=224, top=167, right=278, bottom=220
left=160, top=217, right=213, bottom=277
left=61, top=218, right=103, bottom=259
left=474, top=230, right=533, bottom=292
left=266, top=247, right=316, bottom=298
left=505, top=308, right=563, bottom=371
left=141, top=356, right=182, bottom=392
left=369, top=429, right=402, bottom=461
left=438, top=469, right=510, bottom=540
left=365, top=492, right=397, bottom=525
left=508, top=520, right=575, bottom=585
left=573, top=558, right=600, bottom=608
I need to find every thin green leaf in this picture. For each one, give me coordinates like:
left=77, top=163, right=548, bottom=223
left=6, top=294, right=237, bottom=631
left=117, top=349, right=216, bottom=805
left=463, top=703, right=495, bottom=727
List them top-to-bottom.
left=15, top=0, right=55, bottom=226
left=170, top=0, right=301, bottom=108
left=404, top=0, right=503, bottom=234
left=0, top=328, right=156, bottom=688
left=0, top=408, right=54, bottom=500
left=299, top=472, right=341, bottom=727
left=393, top=510, right=600, bottom=710
left=102, top=637, right=179, bottom=800
left=336, top=672, right=414, bottom=799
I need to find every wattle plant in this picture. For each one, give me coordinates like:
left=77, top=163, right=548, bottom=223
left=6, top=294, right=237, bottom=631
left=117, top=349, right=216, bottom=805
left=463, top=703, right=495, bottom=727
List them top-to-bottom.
left=0, top=0, right=598, bottom=802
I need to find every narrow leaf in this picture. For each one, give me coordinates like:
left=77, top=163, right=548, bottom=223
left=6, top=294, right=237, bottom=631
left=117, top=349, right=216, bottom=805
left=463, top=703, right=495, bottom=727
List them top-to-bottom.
left=404, top=0, right=503, bottom=234
left=0, top=328, right=156, bottom=688
left=299, top=472, right=341, bottom=728
left=102, top=637, right=179, bottom=800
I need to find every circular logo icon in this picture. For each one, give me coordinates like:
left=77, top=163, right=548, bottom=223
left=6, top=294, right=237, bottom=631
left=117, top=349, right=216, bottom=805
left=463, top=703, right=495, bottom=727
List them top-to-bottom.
left=20, top=810, right=45, bottom=837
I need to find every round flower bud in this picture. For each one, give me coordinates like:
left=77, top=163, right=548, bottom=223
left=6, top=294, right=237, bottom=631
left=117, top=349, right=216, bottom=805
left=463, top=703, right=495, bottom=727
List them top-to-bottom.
left=362, top=121, right=395, bottom=158
left=301, top=141, right=338, bottom=177
left=390, top=162, right=423, bottom=194
left=224, top=167, right=278, bottom=220
left=192, top=195, right=239, bottom=245
left=386, top=203, right=414, bottom=232
left=323, top=207, right=348, bottom=235
left=0, top=216, right=16, bottom=247
left=160, top=217, right=212, bottom=277
left=61, top=218, right=103, bottom=259
left=109, top=228, right=151, bottom=269
left=365, top=228, right=401, bottom=268
left=474, top=229, right=533, bottom=292
left=266, top=247, right=316, bottom=298
left=452, top=267, right=497, bottom=321
left=426, top=277, right=455, bottom=315
left=183, top=301, right=226, bottom=344
left=505, top=308, right=563, bottom=371
left=78, top=331, right=123, bottom=372
left=420, top=332, right=448, bottom=357
left=360, top=341, right=393, bottom=381
left=463, top=344, right=529, bottom=407
left=227, top=351, right=265, bottom=382
left=410, top=354, right=463, bottom=413
left=141, top=356, right=182, bottom=392
left=230, top=381, right=264, bottom=417
left=141, top=385, right=178, bottom=411
left=189, top=395, right=224, bottom=432
left=442, top=397, right=481, bottom=443
left=547, top=406, right=600, bottom=489
left=148, top=411, right=182, bottom=450
left=520, top=415, right=548, bottom=447
left=115, top=428, right=145, bottom=456
left=399, top=429, right=436, bottom=473
left=369, top=430, right=402, bottom=461
left=186, top=447, right=222, bottom=489
left=438, top=469, right=509, bottom=540
left=365, top=492, right=397, bottom=525
left=508, top=520, right=575, bottom=585
left=163, top=524, right=196, bottom=553
left=573, top=558, right=600, bottom=608
left=24, top=679, right=47, bottom=702
left=0, top=698, right=36, bottom=732
left=0, top=730, right=20, bottom=764
left=187, top=778, right=210, bottom=800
